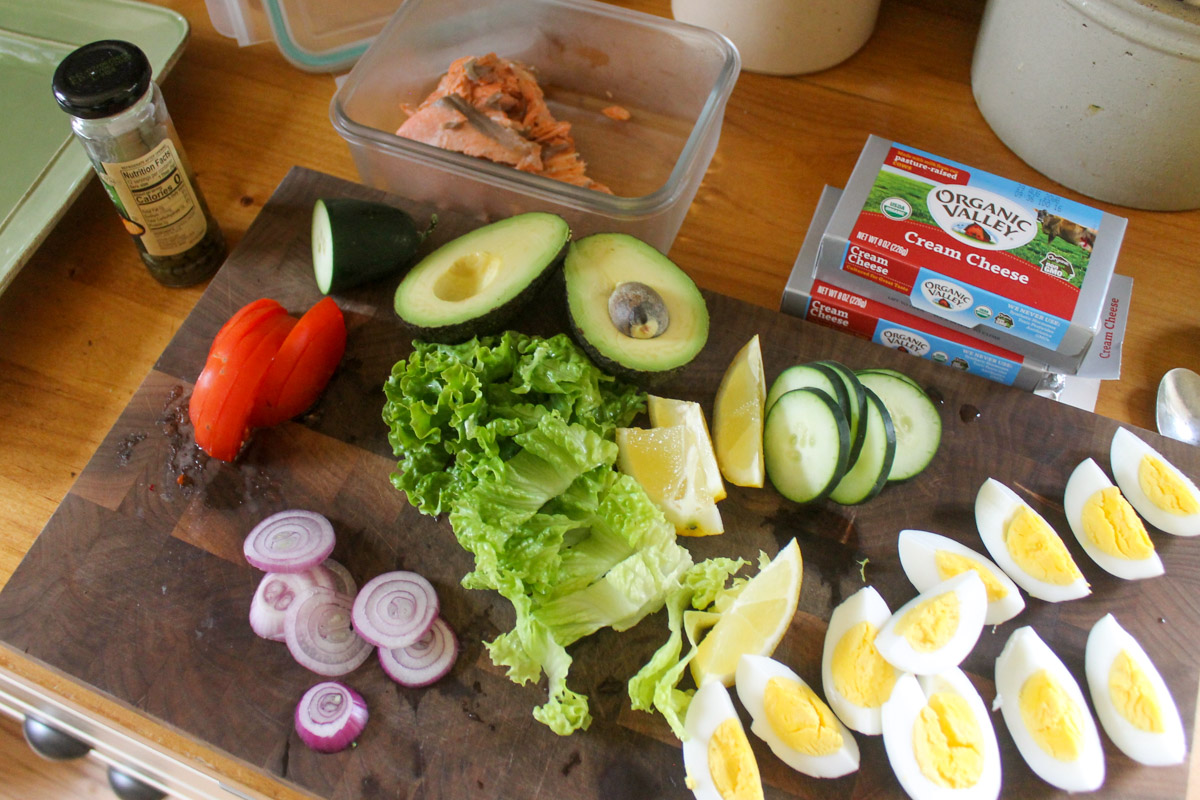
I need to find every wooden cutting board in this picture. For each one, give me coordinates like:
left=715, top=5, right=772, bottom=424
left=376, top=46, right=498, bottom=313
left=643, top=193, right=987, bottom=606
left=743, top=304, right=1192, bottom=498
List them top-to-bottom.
left=2, top=167, right=1198, bottom=800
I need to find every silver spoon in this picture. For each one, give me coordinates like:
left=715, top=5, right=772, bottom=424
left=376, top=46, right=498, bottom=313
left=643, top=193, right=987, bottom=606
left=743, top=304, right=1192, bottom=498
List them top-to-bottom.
left=1156, top=367, right=1200, bottom=445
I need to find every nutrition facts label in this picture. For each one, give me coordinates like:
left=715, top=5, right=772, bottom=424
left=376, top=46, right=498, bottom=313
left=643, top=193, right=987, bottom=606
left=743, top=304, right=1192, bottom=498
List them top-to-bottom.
left=100, top=139, right=206, bottom=257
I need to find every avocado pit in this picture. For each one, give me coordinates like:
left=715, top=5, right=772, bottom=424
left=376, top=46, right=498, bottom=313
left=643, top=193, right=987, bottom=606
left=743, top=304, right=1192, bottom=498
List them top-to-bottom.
left=609, top=281, right=670, bottom=339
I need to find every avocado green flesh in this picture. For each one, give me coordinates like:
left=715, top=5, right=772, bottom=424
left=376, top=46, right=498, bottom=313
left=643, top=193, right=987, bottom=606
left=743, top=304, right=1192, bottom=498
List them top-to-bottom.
left=392, top=212, right=569, bottom=342
left=564, top=233, right=708, bottom=379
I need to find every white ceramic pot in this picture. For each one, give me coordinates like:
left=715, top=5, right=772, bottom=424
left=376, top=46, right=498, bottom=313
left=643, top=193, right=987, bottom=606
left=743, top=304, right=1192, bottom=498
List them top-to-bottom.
left=671, top=0, right=881, bottom=76
left=972, top=0, right=1200, bottom=211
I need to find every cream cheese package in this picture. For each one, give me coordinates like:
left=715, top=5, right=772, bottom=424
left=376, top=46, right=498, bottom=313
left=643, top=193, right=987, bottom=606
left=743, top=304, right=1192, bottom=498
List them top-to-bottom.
left=815, top=136, right=1127, bottom=373
left=783, top=186, right=1130, bottom=389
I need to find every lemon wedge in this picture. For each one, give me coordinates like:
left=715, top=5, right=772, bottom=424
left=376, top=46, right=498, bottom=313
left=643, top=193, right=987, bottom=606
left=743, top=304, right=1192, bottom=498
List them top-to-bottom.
left=713, top=335, right=766, bottom=488
left=648, top=395, right=726, bottom=502
left=616, top=424, right=724, bottom=536
left=690, top=539, right=802, bottom=687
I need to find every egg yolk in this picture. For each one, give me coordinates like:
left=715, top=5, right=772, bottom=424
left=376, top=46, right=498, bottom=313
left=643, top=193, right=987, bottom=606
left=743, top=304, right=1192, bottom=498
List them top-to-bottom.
left=1138, top=455, right=1200, bottom=516
left=1082, top=487, right=1155, bottom=560
left=1004, top=506, right=1084, bottom=585
left=935, top=551, right=1009, bottom=602
left=895, top=591, right=960, bottom=652
left=832, top=621, right=898, bottom=708
left=1108, top=650, right=1164, bottom=733
left=1019, top=669, right=1084, bottom=761
left=763, top=677, right=843, bottom=756
left=912, top=692, right=985, bottom=789
left=708, top=718, right=764, bottom=800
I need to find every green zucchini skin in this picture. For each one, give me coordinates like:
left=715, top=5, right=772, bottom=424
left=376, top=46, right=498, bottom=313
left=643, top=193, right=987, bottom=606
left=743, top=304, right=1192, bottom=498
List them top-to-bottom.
left=312, top=198, right=434, bottom=294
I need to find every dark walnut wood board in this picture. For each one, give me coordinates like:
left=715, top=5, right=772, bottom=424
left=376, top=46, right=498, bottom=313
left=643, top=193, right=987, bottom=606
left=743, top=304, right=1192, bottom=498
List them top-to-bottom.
left=2, top=167, right=1199, bottom=800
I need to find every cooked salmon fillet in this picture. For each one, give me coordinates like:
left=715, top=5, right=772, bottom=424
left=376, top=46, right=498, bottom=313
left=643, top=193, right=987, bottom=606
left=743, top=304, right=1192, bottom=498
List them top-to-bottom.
left=396, top=53, right=611, bottom=193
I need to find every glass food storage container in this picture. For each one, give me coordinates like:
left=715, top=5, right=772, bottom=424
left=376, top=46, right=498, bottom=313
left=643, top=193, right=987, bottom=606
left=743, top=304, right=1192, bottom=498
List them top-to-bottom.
left=330, top=0, right=740, bottom=252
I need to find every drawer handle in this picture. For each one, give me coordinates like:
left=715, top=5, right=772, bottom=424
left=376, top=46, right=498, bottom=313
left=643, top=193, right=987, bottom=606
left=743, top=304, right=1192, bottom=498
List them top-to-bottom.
left=22, top=716, right=91, bottom=761
left=107, top=765, right=167, bottom=800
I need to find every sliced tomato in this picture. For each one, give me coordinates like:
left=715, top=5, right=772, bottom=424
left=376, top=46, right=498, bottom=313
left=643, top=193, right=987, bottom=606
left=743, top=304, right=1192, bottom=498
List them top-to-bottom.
left=250, top=297, right=347, bottom=427
left=209, top=298, right=285, bottom=360
left=190, top=299, right=288, bottom=427
left=190, top=312, right=296, bottom=461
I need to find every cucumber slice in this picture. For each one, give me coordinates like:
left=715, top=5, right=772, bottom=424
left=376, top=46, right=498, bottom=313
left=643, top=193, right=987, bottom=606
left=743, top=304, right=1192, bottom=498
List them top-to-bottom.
left=312, top=198, right=432, bottom=294
left=812, top=360, right=868, bottom=467
left=766, top=363, right=849, bottom=415
left=856, top=367, right=922, bottom=390
left=856, top=371, right=942, bottom=481
left=763, top=388, right=850, bottom=504
left=829, top=388, right=897, bottom=505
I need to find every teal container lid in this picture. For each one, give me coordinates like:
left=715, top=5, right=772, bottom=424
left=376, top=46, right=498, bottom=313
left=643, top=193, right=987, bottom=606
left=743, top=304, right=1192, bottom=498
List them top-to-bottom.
left=260, top=0, right=402, bottom=72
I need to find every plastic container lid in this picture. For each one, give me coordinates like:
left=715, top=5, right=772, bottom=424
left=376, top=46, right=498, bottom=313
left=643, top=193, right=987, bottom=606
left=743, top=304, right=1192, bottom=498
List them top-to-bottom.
left=205, top=0, right=401, bottom=72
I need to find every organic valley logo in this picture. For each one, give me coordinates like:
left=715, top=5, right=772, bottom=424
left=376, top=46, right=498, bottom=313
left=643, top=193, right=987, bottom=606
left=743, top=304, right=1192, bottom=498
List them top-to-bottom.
left=927, top=185, right=1038, bottom=251
left=920, top=278, right=974, bottom=311
left=879, top=328, right=931, bottom=356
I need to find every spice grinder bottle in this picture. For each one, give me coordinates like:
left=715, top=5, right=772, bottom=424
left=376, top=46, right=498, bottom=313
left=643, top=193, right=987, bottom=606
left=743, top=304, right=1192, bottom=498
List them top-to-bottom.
left=52, top=40, right=226, bottom=287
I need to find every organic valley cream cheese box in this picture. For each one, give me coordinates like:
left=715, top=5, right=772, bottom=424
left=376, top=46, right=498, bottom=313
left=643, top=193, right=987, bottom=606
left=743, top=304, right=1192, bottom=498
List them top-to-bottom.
left=815, top=136, right=1127, bottom=373
left=784, top=186, right=1130, bottom=388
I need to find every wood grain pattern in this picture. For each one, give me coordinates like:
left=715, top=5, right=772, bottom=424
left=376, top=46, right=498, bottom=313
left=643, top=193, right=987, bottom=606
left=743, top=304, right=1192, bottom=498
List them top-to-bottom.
left=1, top=1, right=1199, bottom=798
left=1, top=168, right=1199, bottom=800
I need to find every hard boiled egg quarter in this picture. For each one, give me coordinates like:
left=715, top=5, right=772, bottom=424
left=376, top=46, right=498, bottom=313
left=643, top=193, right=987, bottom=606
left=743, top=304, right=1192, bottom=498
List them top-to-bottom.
left=1111, top=427, right=1200, bottom=537
left=1064, top=458, right=1163, bottom=580
left=975, top=478, right=1090, bottom=602
left=897, top=529, right=1025, bottom=625
left=874, top=571, right=988, bottom=676
left=821, top=586, right=900, bottom=735
left=1085, top=614, right=1186, bottom=766
left=993, top=626, right=1104, bottom=793
left=735, top=654, right=860, bottom=779
left=881, top=669, right=1001, bottom=800
left=682, top=679, right=764, bottom=800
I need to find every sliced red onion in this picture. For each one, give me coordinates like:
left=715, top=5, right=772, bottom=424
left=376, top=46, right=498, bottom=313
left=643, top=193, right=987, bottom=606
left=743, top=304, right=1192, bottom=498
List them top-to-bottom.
left=243, top=509, right=336, bottom=573
left=319, top=558, right=357, bottom=596
left=249, top=569, right=330, bottom=641
left=351, top=571, right=438, bottom=649
left=284, top=588, right=372, bottom=676
left=378, top=617, right=458, bottom=687
left=294, top=681, right=369, bottom=753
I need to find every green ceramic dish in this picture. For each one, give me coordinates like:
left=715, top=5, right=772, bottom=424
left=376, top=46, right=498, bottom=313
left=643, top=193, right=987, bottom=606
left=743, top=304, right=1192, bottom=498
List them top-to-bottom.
left=0, top=0, right=189, bottom=295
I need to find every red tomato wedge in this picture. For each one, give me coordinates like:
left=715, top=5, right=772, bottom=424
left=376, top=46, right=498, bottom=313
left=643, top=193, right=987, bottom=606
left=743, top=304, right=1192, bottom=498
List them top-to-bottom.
left=251, top=297, right=347, bottom=427
left=190, top=300, right=288, bottom=427
left=190, top=312, right=296, bottom=461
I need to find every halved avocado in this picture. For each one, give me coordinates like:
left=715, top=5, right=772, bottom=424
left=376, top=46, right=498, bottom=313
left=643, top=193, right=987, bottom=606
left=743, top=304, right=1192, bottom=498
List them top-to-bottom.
left=392, top=212, right=570, bottom=343
left=563, top=233, right=709, bottom=381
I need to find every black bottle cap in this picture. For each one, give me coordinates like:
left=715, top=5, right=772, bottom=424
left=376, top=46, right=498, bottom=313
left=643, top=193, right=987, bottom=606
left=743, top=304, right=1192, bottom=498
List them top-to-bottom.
left=52, top=40, right=152, bottom=120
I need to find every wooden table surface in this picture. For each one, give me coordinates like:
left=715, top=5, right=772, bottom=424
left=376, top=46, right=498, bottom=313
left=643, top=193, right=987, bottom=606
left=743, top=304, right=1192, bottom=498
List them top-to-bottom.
left=1, top=0, right=1198, bottom=797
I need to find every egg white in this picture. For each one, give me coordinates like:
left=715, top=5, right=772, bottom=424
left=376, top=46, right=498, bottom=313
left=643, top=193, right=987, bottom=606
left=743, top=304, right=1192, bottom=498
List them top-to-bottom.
left=1110, top=427, right=1200, bottom=537
left=1064, top=458, right=1164, bottom=580
left=974, top=478, right=1091, bottom=602
left=898, top=529, right=1025, bottom=625
left=874, top=572, right=987, bottom=675
left=821, top=586, right=898, bottom=735
left=1085, top=613, right=1186, bottom=766
left=993, top=626, right=1104, bottom=793
left=735, top=654, right=859, bottom=779
left=881, top=669, right=1001, bottom=800
left=682, top=679, right=760, bottom=800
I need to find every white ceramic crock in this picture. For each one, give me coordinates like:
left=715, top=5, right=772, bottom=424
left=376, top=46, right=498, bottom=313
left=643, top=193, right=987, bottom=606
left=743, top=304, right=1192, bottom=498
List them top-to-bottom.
left=671, top=0, right=882, bottom=76
left=972, top=0, right=1200, bottom=211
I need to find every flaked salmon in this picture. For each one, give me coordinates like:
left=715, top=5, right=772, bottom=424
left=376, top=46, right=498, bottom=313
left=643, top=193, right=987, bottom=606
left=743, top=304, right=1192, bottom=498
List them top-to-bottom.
left=396, top=53, right=612, bottom=193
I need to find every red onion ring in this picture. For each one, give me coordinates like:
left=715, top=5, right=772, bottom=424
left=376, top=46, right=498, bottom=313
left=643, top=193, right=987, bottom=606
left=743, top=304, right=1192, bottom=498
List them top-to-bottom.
left=243, top=509, right=335, bottom=573
left=318, top=558, right=357, bottom=596
left=249, top=568, right=331, bottom=641
left=351, top=571, right=438, bottom=649
left=284, top=588, right=372, bottom=676
left=378, top=616, right=458, bottom=687
left=294, top=681, right=369, bottom=753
